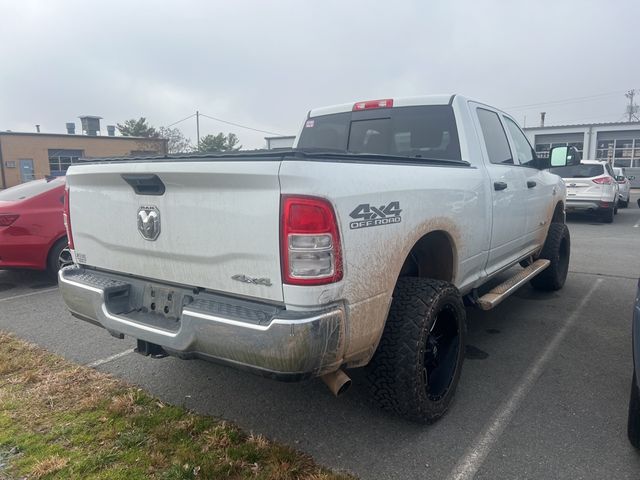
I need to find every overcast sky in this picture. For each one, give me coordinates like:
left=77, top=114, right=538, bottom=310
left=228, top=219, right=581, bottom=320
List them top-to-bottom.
left=1, top=0, right=638, bottom=149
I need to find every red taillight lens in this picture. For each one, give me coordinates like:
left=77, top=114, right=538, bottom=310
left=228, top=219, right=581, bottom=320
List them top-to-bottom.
left=353, top=99, right=393, bottom=111
left=592, top=177, right=613, bottom=185
left=63, top=186, right=74, bottom=249
left=281, top=195, right=342, bottom=285
left=0, top=214, right=19, bottom=227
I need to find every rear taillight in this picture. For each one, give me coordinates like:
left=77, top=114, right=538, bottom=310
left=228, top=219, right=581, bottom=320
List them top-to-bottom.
left=353, top=99, right=393, bottom=111
left=592, top=177, right=613, bottom=185
left=63, top=186, right=74, bottom=249
left=281, top=195, right=342, bottom=285
left=0, top=214, right=19, bottom=227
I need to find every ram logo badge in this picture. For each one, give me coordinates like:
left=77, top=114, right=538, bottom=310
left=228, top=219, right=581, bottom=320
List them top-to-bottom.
left=349, top=201, right=402, bottom=229
left=137, top=206, right=161, bottom=241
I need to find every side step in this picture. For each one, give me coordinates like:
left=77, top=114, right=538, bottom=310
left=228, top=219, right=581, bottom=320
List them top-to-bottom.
left=477, top=259, right=551, bottom=311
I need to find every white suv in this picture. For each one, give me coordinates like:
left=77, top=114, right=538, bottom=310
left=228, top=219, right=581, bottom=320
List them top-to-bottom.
left=551, top=160, right=619, bottom=223
left=613, top=167, right=632, bottom=208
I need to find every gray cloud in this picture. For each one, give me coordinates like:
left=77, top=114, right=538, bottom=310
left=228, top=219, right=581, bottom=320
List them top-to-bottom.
left=1, top=0, right=638, bottom=148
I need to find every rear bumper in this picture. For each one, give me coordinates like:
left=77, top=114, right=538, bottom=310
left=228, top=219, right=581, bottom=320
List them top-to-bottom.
left=565, top=199, right=613, bottom=213
left=58, top=266, right=346, bottom=380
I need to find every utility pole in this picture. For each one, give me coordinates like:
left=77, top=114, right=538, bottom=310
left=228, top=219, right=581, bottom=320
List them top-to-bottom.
left=625, top=90, right=639, bottom=122
left=196, top=110, right=200, bottom=147
left=540, top=112, right=546, bottom=127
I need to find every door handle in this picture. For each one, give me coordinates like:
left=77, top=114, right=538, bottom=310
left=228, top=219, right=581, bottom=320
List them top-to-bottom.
left=527, top=180, right=537, bottom=188
left=494, top=181, right=508, bottom=191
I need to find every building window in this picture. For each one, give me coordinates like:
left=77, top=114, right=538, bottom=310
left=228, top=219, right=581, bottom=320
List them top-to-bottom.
left=597, top=139, right=640, bottom=167
left=535, top=141, right=582, bottom=159
left=535, top=143, right=551, bottom=158
left=48, top=149, right=84, bottom=176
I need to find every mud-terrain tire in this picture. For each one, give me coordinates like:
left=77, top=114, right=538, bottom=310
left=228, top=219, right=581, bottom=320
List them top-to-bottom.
left=530, top=223, right=570, bottom=291
left=46, top=237, right=72, bottom=279
left=366, top=277, right=466, bottom=423
left=628, top=372, right=640, bottom=448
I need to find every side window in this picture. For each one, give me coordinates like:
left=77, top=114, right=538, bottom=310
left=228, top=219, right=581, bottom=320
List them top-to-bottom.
left=476, top=108, right=513, bottom=165
left=503, top=117, right=537, bottom=168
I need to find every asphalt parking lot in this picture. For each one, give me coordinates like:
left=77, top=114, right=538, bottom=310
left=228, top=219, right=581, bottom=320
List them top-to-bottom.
left=2, top=196, right=640, bottom=480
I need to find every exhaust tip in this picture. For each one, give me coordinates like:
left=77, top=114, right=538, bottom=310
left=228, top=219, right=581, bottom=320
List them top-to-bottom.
left=321, top=369, right=352, bottom=397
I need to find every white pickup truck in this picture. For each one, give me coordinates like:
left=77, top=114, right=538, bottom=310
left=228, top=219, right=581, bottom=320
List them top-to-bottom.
left=59, top=95, right=577, bottom=422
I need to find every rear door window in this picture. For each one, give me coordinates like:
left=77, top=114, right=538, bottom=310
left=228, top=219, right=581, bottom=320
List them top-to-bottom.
left=550, top=164, right=604, bottom=178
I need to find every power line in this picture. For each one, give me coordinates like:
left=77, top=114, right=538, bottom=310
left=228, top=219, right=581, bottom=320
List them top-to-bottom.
left=505, top=91, right=624, bottom=110
left=199, top=112, right=284, bottom=136
left=165, top=113, right=196, bottom=128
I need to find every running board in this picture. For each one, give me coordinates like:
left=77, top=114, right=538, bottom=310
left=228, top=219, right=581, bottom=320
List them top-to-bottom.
left=476, top=259, right=551, bottom=311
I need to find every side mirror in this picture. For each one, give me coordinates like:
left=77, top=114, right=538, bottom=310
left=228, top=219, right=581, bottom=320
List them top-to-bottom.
left=549, top=146, right=581, bottom=167
left=629, top=175, right=636, bottom=180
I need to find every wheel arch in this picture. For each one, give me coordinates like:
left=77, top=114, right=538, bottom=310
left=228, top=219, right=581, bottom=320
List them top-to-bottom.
left=552, top=201, right=565, bottom=224
left=397, top=229, right=458, bottom=285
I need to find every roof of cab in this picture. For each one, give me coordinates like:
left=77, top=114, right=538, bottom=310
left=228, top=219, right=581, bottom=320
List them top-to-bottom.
left=308, top=94, right=458, bottom=118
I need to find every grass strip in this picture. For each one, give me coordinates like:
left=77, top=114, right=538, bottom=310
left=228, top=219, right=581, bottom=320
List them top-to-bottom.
left=0, top=332, right=354, bottom=480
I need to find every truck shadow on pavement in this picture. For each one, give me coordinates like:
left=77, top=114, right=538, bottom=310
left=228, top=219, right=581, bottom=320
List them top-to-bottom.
left=0, top=270, right=56, bottom=294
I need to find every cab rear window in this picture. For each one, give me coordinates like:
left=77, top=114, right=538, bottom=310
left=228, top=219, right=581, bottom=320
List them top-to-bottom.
left=297, top=105, right=461, bottom=161
left=550, top=164, right=604, bottom=178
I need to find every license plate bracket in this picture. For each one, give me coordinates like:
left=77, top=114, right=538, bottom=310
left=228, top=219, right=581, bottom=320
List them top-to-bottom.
left=142, top=284, right=181, bottom=320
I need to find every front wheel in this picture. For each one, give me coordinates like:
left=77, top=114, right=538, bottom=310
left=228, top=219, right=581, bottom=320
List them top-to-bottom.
left=531, top=223, right=570, bottom=291
left=367, top=277, right=466, bottom=423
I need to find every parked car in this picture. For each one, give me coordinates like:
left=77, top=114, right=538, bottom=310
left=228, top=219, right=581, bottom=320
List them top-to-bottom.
left=59, top=95, right=575, bottom=423
left=551, top=160, right=619, bottom=223
left=613, top=167, right=633, bottom=208
left=0, top=177, right=71, bottom=277
left=628, top=280, right=640, bottom=448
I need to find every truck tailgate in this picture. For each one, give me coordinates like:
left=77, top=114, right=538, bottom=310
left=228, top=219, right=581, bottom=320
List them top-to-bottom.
left=66, top=160, right=284, bottom=302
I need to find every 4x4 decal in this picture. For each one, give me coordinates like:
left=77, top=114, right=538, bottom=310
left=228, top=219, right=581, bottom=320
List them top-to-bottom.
left=349, top=201, right=402, bottom=229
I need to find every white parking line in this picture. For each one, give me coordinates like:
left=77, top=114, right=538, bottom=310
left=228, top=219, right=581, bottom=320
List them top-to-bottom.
left=633, top=218, right=640, bottom=228
left=446, top=278, right=603, bottom=480
left=0, top=287, right=59, bottom=303
left=86, top=348, right=135, bottom=368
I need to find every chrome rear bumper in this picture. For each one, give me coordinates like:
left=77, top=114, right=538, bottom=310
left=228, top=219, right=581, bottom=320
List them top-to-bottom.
left=59, top=266, right=346, bottom=380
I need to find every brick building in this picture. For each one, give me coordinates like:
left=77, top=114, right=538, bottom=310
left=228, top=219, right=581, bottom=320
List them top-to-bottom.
left=0, top=120, right=167, bottom=189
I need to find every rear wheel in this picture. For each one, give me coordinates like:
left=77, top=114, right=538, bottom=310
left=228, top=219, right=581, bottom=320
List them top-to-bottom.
left=620, top=199, right=629, bottom=208
left=601, top=207, right=614, bottom=223
left=531, top=223, right=570, bottom=291
left=46, top=237, right=72, bottom=279
left=367, top=277, right=466, bottom=423
left=628, top=372, right=640, bottom=449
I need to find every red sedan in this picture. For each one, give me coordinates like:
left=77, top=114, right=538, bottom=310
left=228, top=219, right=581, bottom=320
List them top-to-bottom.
left=0, top=177, right=71, bottom=277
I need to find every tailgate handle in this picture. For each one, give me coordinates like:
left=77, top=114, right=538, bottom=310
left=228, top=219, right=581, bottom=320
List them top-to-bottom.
left=121, top=174, right=165, bottom=195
